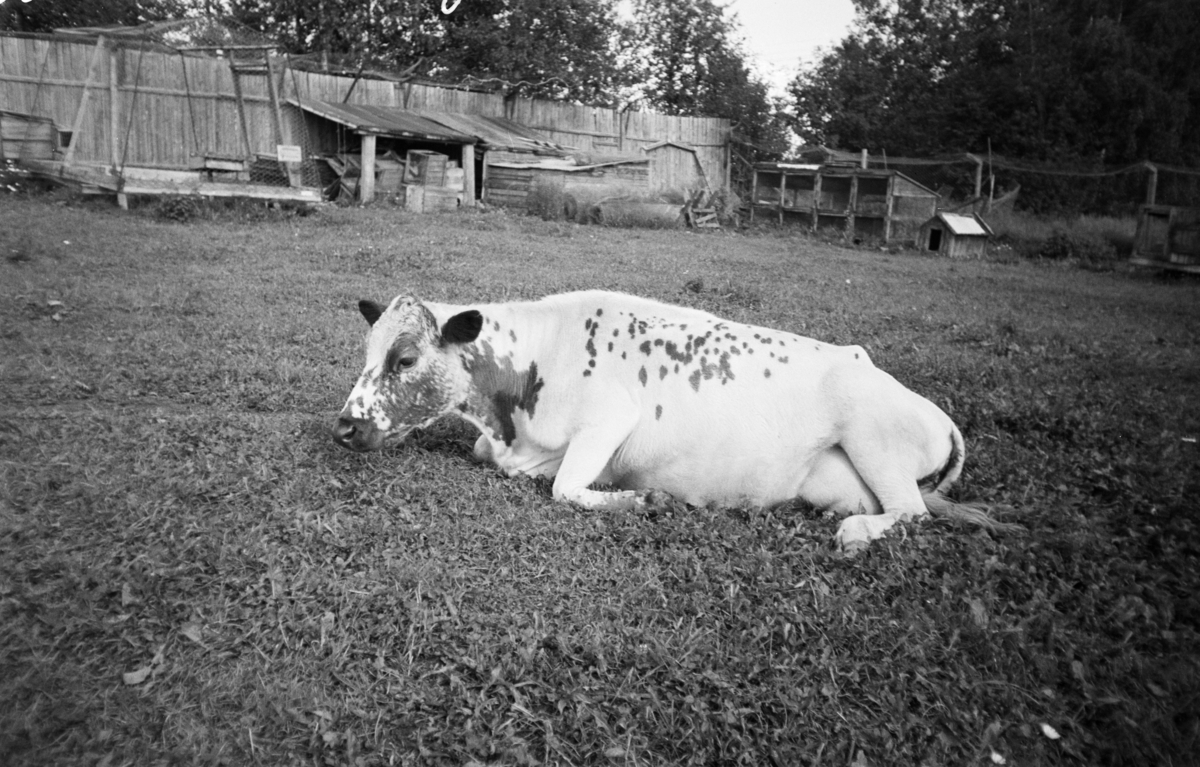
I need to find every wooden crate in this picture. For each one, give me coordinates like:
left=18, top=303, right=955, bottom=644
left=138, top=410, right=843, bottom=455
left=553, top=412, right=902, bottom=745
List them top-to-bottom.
left=404, top=150, right=448, bottom=187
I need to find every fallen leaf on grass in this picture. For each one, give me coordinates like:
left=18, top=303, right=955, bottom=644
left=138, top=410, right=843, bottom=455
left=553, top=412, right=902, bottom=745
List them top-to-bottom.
left=180, top=622, right=204, bottom=644
left=123, top=666, right=153, bottom=686
left=1041, top=723, right=1061, bottom=740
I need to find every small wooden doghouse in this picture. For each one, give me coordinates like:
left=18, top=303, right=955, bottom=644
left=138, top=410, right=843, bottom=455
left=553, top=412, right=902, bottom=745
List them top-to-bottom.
left=750, top=163, right=939, bottom=243
left=1130, top=204, right=1200, bottom=273
left=920, top=212, right=994, bottom=258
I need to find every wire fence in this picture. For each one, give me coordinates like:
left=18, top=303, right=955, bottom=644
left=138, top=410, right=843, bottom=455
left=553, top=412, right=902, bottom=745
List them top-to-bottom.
left=865, top=153, right=1200, bottom=215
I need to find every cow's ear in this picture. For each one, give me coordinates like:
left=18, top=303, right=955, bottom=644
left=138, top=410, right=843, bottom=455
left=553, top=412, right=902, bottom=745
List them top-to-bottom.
left=358, top=299, right=386, bottom=326
left=441, top=310, right=483, bottom=345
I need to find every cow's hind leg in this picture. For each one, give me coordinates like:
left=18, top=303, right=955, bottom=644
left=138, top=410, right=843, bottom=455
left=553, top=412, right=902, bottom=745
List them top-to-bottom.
left=833, top=441, right=931, bottom=553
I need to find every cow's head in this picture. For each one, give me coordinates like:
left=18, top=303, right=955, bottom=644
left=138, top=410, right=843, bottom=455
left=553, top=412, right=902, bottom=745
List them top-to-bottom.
left=332, top=296, right=483, bottom=452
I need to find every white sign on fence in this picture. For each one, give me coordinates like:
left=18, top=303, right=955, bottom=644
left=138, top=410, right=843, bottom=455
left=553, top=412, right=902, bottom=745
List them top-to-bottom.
left=276, top=145, right=302, bottom=163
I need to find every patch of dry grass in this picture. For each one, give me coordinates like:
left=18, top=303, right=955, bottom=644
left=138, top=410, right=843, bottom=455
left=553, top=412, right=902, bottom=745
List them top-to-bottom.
left=1, top=193, right=1198, bottom=766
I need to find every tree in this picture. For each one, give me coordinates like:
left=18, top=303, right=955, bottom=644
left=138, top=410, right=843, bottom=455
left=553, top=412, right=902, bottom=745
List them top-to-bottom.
left=0, top=0, right=190, bottom=32
left=225, top=0, right=628, bottom=103
left=628, top=0, right=788, bottom=180
left=788, top=0, right=1200, bottom=167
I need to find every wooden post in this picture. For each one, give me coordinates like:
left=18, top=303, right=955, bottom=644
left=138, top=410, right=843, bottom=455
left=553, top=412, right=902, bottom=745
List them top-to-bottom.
left=64, top=36, right=107, bottom=169
left=109, top=44, right=120, bottom=170
left=265, top=54, right=301, bottom=187
left=228, top=58, right=254, bottom=161
left=360, top=133, right=376, bottom=204
left=461, top=143, right=475, bottom=208
left=860, top=148, right=868, bottom=169
left=967, top=153, right=983, bottom=200
left=1145, top=162, right=1158, bottom=205
left=812, top=172, right=822, bottom=233
left=848, top=174, right=859, bottom=239
left=884, top=174, right=895, bottom=242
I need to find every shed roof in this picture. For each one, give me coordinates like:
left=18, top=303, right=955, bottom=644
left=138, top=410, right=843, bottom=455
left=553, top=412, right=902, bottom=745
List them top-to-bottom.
left=291, top=98, right=570, bottom=154
left=932, top=212, right=993, bottom=237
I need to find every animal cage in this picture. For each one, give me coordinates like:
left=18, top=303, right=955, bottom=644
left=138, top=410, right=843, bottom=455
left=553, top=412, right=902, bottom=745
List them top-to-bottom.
left=750, top=163, right=939, bottom=244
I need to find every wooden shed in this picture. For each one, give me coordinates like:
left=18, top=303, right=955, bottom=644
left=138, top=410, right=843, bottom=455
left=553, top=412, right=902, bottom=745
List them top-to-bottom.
left=292, top=97, right=574, bottom=206
left=484, top=156, right=650, bottom=211
left=750, top=163, right=939, bottom=243
left=1130, top=204, right=1200, bottom=273
left=920, top=212, right=994, bottom=258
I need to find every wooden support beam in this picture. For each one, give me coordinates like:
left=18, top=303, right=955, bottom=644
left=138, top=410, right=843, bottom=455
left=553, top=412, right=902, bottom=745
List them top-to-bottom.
left=64, top=36, right=107, bottom=169
left=109, top=46, right=120, bottom=170
left=265, top=54, right=301, bottom=187
left=360, top=133, right=377, bottom=204
left=461, top=143, right=476, bottom=207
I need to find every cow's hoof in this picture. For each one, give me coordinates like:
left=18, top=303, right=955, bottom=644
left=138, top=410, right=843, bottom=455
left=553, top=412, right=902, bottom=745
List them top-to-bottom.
left=834, top=514, right=880, bottom=554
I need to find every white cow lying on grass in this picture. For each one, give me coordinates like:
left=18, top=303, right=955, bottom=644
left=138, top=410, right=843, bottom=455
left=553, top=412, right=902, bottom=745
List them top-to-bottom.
left=333, top=290, right=1016, bottom=551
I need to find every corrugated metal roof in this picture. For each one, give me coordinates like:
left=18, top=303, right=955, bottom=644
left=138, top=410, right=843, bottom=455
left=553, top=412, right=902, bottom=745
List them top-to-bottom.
left=291, top=98, right=570, bottom=153
left=291, top=98, right=475, bottom=143
left=412, top=111, right=571, bottom=154
left=489, top=158, right=649, bottom=172
left=937, top=212, right=992, bottom=237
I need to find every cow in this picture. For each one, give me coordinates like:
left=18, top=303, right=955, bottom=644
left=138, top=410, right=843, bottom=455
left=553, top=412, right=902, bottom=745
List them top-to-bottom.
left=332, top=290, right=1016, bottom=551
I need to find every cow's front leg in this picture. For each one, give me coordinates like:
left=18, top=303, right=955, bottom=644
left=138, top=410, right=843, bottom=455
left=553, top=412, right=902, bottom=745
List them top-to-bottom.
left=551, top=404, right=641, bottom=511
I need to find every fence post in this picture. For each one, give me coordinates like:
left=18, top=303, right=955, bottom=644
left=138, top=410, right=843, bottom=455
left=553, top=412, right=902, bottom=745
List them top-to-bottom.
left=109, top=44, right=120, bottom=170
left=967, top=154, right=983, bottom=200
left=1144, top=162, right=1158, bottom=205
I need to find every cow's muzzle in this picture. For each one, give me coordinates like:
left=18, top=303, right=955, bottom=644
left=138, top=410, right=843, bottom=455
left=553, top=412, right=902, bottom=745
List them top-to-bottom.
left=331, top=415, right=383, bottom=452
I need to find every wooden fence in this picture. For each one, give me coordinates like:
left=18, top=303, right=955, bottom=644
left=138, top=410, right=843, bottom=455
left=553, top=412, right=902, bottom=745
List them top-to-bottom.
left=0, top=33, right=730, bottom=192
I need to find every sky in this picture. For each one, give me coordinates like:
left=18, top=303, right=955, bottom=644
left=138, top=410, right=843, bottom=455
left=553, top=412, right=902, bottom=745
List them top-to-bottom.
left=727, top=0, right=858, bottom=95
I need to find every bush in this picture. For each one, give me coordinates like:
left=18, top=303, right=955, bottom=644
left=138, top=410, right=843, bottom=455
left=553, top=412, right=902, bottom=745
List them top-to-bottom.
left=527, top=180, right=567, bottom=221
left=155, top=196, right=205, bottom=223
left=1039, top=228, right=1119, bottom=268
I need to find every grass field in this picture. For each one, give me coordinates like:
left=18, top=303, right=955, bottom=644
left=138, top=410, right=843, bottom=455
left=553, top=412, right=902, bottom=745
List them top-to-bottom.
left=2, top=194, right=1198, bottom=766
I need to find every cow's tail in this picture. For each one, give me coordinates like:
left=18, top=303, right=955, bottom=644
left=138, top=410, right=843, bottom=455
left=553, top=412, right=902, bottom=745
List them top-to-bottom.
left=920, top=424, right=1023, bottom=534
left=922, top=491, right=1023, bottom=534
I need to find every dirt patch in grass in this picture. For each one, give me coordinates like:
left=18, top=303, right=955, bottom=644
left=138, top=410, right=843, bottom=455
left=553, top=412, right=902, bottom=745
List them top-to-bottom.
left=2, top=198, right=1199, bottom=765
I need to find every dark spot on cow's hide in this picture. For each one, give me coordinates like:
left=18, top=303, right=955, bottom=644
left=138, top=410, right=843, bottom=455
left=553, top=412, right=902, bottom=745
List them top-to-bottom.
left=596, top=308, right=603, bottom=317
left=585, top=318, right=593, bottom=331
left=613, top=329, right=619, bottom=338
left=587, top=338, right=597, bottom=358
left=654, top=338, right=664, bottom=347
left=639, top=340, right=652, bottom=356
left=608, top=341, right=614, bottom=352
left=664, top=341, right=691, bottom=365
left=464, top=342, right=545, bottom=447
left=621, top=351, right=627, bottom=360
left=855, top=352, right=860, bottom=359
left=778, top=355, right=788, bottom=364
left=659, top=365, right=667, bottom=380
left=638, top=366, right=648, bottom=386
left=764, top=368, right=772, bottom=378
left=583, top=369, right=592, bottom=377
left=688, top=369, right=702, bottom=391
left=655, top=404, right=663, bottom=420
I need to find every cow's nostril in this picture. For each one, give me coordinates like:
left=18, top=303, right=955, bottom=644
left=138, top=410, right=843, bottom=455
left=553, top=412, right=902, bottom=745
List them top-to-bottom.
left=332, top=417, right=358, bottom=444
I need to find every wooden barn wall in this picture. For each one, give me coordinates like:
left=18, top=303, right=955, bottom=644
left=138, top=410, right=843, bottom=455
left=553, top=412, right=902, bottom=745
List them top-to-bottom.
left=0, top=34, right=730, bottom=189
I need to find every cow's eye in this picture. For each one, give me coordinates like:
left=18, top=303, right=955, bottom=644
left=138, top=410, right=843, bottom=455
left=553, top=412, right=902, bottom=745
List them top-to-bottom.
left=397, top=356, right=417, bottom=370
